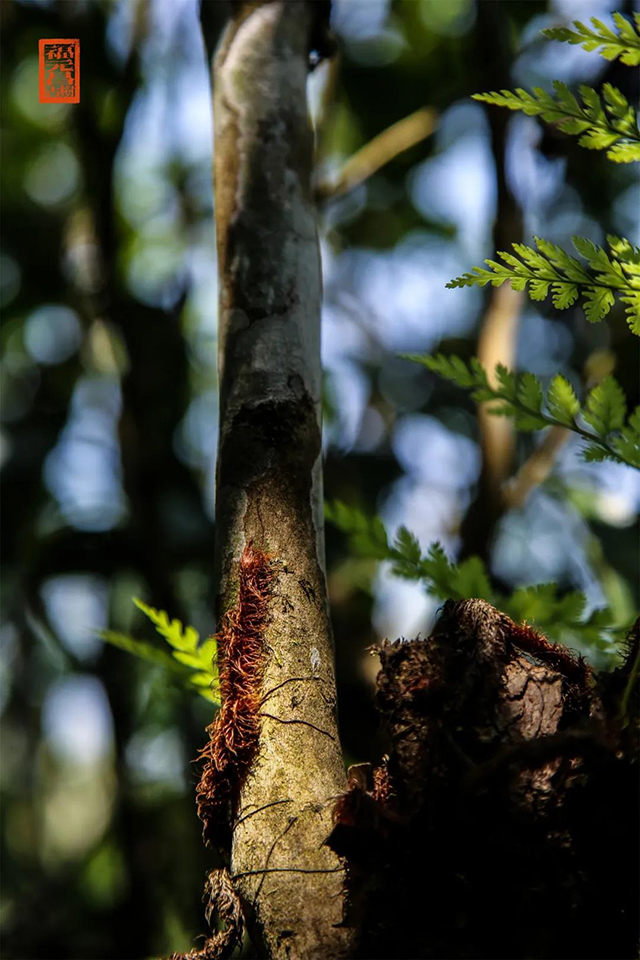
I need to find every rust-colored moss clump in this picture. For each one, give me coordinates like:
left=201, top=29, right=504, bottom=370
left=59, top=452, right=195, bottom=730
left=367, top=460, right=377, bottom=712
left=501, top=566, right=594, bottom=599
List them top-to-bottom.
left=196, top=541, right=274, bottom=846
left=507, top=621, right=588, bottom=683
left=170, top=868, right=243, bottom=960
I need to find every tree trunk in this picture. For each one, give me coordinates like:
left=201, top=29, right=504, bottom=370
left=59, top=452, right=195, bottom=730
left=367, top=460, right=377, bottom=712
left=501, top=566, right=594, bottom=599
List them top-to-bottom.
left=207, top=2, right=349, bottom=958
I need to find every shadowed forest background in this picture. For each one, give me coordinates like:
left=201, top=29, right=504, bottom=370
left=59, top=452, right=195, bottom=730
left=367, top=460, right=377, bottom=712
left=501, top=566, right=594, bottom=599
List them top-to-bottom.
left=1, top=0, right=638, bottom=957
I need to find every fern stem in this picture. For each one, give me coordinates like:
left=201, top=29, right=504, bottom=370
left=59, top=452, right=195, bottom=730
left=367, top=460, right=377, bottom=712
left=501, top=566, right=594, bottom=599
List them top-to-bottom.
left=487, top=392, right=625, bottom=462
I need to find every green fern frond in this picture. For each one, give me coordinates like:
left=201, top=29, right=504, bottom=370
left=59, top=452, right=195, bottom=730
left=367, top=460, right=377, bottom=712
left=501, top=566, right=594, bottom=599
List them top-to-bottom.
left=542, top=13, right=640, bottom=67
left=472, top=82, right=639, bottom=162
left=607, top=141, right=640, bottom=162
left=447, top=235, right=640, bottom=330
left=608, top=235, right=640, bottom=334
left=404, top=355, right=640, bottom=470
left=582, top=376, right=627, bottom=436
left=325, top=501, right=621, bottom=654
left=326, top=502, right=496, bottom=602
left=502, top=585, right=617, bottom=652
left=132, top=597, right=200, bottom=652
left=99, top=600, right=220, bottom=705
left=99, top=630, right=187, bottom=673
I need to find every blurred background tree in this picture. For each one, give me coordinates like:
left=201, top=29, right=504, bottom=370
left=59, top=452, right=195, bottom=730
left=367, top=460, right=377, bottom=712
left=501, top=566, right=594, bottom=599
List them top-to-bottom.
left=1, top=0, right=637, bottom=957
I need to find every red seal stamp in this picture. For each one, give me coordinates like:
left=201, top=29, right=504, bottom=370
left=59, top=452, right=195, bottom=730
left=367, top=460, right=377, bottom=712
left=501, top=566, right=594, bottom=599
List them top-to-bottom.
left=39, top=39, right=80, bottom=104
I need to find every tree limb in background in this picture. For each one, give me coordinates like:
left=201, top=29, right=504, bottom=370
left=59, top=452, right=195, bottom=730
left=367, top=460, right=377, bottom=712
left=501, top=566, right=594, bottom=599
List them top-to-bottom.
left=459, top=0, right=524, bottom=563
left=204, top=3, right=350, bottom=957
left=314, top=106, right=437, bottom=202
left=463, top=283, right=523, bottom=558
left=476, top=287, right=523, bottom=488
left=503, top=424, right=570, bottom=509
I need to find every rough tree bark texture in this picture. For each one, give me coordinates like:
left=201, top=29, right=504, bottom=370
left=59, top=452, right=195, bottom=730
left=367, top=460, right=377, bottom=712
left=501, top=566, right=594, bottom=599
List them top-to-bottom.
left=211, top=3, right=349, bottom=958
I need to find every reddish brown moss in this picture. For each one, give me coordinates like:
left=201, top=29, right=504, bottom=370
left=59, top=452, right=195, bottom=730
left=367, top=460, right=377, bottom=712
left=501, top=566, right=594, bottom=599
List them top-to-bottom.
left=196, top=541, right=274, bottom=846
left=507, top=621, right=588, bottom=683
left=371, top=757, right=394, bottom=806
left=169, top=868, right=243, bottom=960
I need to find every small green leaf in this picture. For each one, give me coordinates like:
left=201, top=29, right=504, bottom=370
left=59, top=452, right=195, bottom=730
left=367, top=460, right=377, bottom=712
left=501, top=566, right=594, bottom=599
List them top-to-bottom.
left=542, top=14, right=640, bottom=66
left=579, top=129, right=620, bottom=150
left=608, top=142, right=640, bottom=163
left=447, top=236, right=640, bottom=328
left=551, top=282, right=579, bottom=309
left=583, top=286, right=616, bottom=323
left=621, top=292, right=640, bottom=334
left=517, top=372, right=544, bottom=414
left=547, top=375, right=580, bottom=426
left=583, top=376, right=627, bottom=436
left=609, top=407, right=640, bottom=469
left=582, top=443, right=610, bottom=462
left=394, top=526, right=422, bottom=564
left=452, top=556, right=493, bottom=601
left=133, top=598, right=199, bottom=652
left=99, top=631, right=186, bottom=673
left=172, top=651, right=206, bottom=670
left=189, top=672, right=217, bottom=688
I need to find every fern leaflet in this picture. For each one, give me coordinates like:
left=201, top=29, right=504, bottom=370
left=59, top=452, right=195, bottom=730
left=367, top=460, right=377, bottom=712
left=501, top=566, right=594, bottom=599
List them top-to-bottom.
left=542, top=13, right=640, bottom=67
left=473, top=82, right=639, bottom=162
left=447, top=235, right=640, bottom=331
left=404, top=355, right=640, bottom=470
left=325, top=501, right=622, bottom=654
left=99, top=600, right=220, bottom=704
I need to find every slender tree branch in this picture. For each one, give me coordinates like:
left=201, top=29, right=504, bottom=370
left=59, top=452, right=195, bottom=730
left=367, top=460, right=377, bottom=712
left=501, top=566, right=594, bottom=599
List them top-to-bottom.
left=459, top=0, right=524, bottom=562
left=314, top=107, right=437, bottom=202
left=503, top=425, right=570, bottom=508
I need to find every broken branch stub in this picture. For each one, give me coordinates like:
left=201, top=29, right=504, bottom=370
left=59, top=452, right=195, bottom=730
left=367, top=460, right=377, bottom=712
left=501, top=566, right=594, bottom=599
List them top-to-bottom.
left=329, top=600, right=638, bottom=960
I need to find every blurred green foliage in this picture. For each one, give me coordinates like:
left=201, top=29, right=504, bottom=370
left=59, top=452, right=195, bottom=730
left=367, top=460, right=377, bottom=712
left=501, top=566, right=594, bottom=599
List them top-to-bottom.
left=326, top=499, right=621, bottom=661
left=100, top=598, right=220, bottom=704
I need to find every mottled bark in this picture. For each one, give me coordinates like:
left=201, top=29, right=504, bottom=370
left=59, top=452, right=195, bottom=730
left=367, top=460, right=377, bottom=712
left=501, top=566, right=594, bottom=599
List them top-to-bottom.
left=211, top=3, right=349, bottom=958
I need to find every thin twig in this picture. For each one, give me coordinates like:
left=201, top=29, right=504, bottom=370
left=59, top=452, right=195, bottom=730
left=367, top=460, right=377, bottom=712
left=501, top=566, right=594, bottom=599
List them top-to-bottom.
left=503, top=425, right=570, bottom=509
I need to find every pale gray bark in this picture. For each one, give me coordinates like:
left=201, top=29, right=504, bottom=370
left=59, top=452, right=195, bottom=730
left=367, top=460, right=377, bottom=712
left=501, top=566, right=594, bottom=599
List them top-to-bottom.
left=211, top=3, right=349, bottom=957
